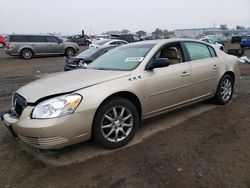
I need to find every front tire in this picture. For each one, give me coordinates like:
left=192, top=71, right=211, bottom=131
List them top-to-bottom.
left=21, top=48, right=33, bottom=60
left=213, top=75, right=234, bottom=105
left=92, top=97, right=139, bottom=149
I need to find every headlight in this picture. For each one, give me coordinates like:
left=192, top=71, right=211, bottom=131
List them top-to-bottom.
left=32, top=94, right=82, bottom=119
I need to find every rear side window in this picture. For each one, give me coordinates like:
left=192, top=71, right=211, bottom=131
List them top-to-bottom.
left=9, top=35, right=31, bottom=42
left=30, top=36, right=46, bottom=42
left=184, top=42, right=212, bottom=61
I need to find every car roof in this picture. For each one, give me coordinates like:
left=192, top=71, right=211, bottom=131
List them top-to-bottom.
left=8, top=34, right=55, bottom=37
left=124, top=38, right=214, bottom=46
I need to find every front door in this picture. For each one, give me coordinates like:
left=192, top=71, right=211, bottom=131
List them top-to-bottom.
left=143, top=42, right=192, bottom=117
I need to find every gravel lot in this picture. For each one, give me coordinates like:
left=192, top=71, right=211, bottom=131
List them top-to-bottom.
left=0, top=42, right=250, bottom=188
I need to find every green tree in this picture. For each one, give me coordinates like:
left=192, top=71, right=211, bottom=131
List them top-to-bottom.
left=136, top=30, right=147, bottom=37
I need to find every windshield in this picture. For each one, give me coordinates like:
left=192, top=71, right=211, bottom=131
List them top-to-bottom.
left=88, top=44, right=155, bottom=71
left=76, top=47, right=100, bottom=58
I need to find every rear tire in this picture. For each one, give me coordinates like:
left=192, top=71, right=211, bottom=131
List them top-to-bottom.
left=21, top=48, right=33, bottom=60
left=65, top=48, right=75, bottom=57
left=213, top=75, right=234, bottom=105
left=92, top=97, right=139, bottom=149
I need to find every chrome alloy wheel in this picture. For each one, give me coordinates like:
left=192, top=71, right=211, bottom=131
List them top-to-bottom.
left=220, top=78, right=232, bottom=102
left=101, top=106, right=133, bottom=142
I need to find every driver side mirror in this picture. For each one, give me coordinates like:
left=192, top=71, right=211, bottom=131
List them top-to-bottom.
left=145, top=58, right=170, bottom=71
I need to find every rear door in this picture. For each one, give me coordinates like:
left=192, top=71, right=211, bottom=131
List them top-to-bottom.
left=30, top=36, right=47, bottom=54
left=183, top=41, right=221, bottom=100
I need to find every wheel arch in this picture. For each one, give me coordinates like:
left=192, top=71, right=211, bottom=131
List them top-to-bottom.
left=18, top=47, right=34, bottom=56
left=224, top=71, right=235, bottom=83
left=91, top=91, right=142, bottom=137
left=97, top=91, right=142, bottom=119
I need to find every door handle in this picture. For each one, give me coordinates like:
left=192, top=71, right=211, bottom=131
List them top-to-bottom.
left=213, top=64, right=220, bottom=69
left=181, top=71, right=190, bottom=77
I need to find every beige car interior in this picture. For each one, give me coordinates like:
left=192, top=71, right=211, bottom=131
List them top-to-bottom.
left=158, top=44, right=184, bottom=65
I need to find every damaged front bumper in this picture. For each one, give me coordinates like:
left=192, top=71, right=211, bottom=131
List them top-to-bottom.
left=1, top=110, right=18, bottom=137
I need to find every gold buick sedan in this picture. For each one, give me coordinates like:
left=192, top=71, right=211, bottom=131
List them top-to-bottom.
left=1, top=39, right=240, bottom=149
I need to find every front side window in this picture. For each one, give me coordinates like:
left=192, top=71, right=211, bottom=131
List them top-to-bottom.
left=46, top=36, right=58, bottom=42
left=153, top=42, right=184, bottom=65
left=184, top=42, right=212, bottom=61
left=88, top=44, right=154, bottom=71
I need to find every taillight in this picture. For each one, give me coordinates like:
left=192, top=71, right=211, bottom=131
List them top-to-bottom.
left=8, top=43, right=14, bottom=49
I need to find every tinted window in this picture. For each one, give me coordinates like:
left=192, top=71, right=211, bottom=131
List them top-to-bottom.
left=10, top=35, right=31, bottom=42
left=132, top=35, right=141, bottom=42
left=30, top=36, right=46, bottom=42
left=46, top=36, right=58, bottom=42
left=243, top=36, right=250, bottom=40
left=110, top=41, right=117, bottom=45
left=118, top=41, right=127, bottom=45
left=184, top=42, right=212, bottom=61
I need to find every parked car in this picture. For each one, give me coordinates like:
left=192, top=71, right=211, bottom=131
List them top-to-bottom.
left=5, top=34, right=79, bottom=59
left=67, top=34, right=91, bottom=46
left=110, top=34, right=142, bottom=43
left=206, top=34, right=227, bottom=45
left=0, top=35, right=6, bottom=47
left=141, top=35, right=162, bottom=40
left=231, top=35, right=244, bottom=44
left=240, top=35, right=250, bottom=49
left=200, top=38, right=224, bottom=51
left=1, top=39, right=239, bottom=150
left=89, top=39, right=128, bottom=48
left=64, top=45, right=117, bottom=71
left=227, top=49, right=244, bottom=57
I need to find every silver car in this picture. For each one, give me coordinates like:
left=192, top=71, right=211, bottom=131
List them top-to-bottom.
left=5, top=34, right=79, bottom=59
left=1, top=39, right=240, bottom=150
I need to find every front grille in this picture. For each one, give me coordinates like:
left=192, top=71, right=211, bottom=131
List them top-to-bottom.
left=13, top=93, right=27, bottom=117
left=18, top=135, right=69, bottom=148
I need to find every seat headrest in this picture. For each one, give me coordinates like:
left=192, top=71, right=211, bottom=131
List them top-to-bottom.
left=161, top=48, right=179, bottom=59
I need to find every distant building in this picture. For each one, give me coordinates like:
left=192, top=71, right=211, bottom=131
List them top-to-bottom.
left=174, top=27, right=250, bottom=38
left=174, top=28, right=219, bottom=38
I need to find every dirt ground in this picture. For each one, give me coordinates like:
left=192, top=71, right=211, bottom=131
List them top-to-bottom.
left=0, top=43, right=250, bottom=188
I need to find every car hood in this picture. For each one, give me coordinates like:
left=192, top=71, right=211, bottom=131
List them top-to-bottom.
left=17, top=69, right=130, bottom=103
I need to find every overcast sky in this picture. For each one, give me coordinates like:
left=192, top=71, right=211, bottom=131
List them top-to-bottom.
left=1, top=0, right=250, bottom=35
